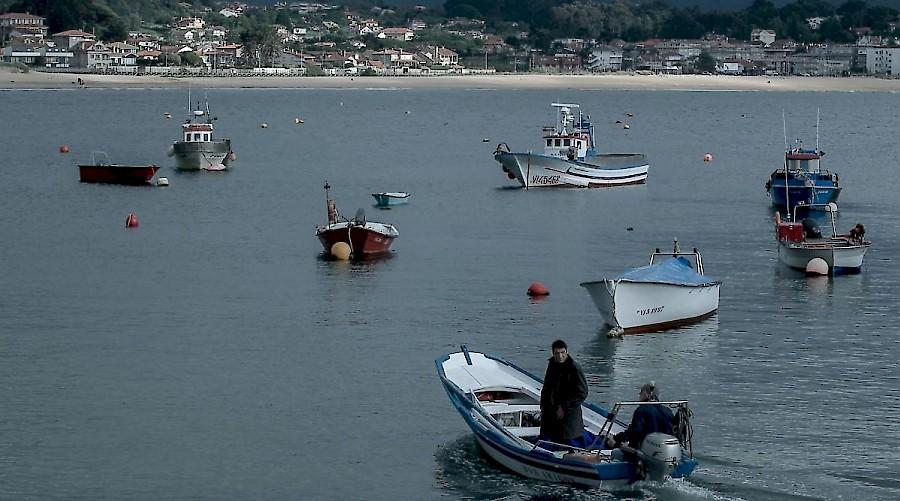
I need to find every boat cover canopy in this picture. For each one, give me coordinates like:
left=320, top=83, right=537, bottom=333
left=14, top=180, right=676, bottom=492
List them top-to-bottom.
left=615, top=257, right=718, bottom=286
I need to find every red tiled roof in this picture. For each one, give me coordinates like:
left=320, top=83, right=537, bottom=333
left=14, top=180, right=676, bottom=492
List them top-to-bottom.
left=0, top=13, right=45, bottom=20
left=53, top=29, right=94, bottom=37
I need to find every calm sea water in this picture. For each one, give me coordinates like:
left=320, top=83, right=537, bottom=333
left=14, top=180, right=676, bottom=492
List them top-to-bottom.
left=1, top=85, right=899, bottom=500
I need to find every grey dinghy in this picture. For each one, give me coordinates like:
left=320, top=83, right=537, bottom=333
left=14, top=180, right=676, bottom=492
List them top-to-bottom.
left=437, top=347, right=697, bottom=487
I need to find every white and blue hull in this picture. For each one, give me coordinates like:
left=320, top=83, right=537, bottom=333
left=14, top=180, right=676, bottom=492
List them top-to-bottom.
left=495, top=152, right=649, bottom=188
left=371, top=192, right=410, bottom=206
left=777, top=240, right=869, bottom=274
left=581, top=280, right=720, bottom=333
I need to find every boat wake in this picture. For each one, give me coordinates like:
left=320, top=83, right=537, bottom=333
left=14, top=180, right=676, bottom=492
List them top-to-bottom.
left=434, top=435, right=740, bottom=500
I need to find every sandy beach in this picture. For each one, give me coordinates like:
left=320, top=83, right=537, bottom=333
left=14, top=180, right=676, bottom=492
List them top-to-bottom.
left=2, top=66, right=900, bottom=91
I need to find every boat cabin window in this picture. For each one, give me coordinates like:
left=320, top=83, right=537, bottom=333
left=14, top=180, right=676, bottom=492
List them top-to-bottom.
left=203, top=133, right=210, bottom=141
left=546, top=139, right=552, bottom=147
left=554, top=139, right=561, bottom=147
left=563, top=139, right=570, bottom=146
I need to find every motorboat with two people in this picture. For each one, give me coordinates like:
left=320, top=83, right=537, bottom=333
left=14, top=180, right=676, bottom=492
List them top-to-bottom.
left=168, top=93, right=235, bottom=171
left=493, top=103, right=649, bottom=188
left=765, top=111, right=840, bottom=213
left=78, top=151, right=160, bottom=185
left=316, top=182, right=399, bottom=260
left=371, top=192, right=410, bottom=207
left=774, top=202, right=870, bottom=275
left=581, top=240, right=721, bottom=337
left=437, top=346, right=697, bottom=488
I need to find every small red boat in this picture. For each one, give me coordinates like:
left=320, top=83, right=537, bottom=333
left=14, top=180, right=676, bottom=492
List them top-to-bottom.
left=78, top=152, right=159, bottom=185
left=316, top=182, right=399, bottom=260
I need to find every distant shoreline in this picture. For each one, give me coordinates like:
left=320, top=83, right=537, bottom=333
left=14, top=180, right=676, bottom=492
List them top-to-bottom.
left=2, top=67, right=900, bottom=92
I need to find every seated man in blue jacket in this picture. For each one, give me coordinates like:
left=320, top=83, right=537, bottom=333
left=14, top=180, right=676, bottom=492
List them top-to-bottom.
left=606, top=381, right=674, bottom=458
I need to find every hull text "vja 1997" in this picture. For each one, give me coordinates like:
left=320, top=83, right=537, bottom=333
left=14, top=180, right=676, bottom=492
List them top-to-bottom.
left=637, top=306, right=664, bottom=316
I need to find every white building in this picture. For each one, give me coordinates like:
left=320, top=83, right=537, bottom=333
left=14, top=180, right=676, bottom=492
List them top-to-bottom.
left=807, top=17, right=826, bottom=30
left=378, top=27, right=415, bottom=42
left=751, top=29, right=776, bottom=47
left=587, top=45, right=622, bottom=72
left=866, top=46, right=900, bottom=75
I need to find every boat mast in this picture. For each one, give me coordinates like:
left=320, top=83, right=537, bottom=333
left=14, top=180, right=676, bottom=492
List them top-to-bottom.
left=815, top=108, right=821, bottom=174
left=815, top=108, right=820, bottom=154
left=782, top=110, right=791, bottom=219
left=324, top=180, right=337, bottom=226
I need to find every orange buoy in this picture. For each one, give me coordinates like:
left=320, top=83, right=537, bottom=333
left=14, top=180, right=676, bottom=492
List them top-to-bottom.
left=59, top=144, right=70, bottom=153
left=703, top=153, right=713, bottom=162
left=507, top=172, right=516, bottom=180
left=125, top=213, right=139, bottom=228
left=527, top=282, right=549, bottom=296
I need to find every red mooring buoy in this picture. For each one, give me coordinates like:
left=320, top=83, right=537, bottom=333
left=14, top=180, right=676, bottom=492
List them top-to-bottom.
left=59, top=144, right=70, bottom=153
left=125, top=213, right=139, bottom=228
left=527, top=282, right=549, bottom=296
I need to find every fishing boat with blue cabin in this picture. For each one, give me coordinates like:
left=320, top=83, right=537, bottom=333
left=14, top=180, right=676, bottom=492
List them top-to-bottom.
left=493, top=103, right=649, bottom=188
left=765, top=112, right=840, bottom=211
left=437, top=347, right=697, bottom=488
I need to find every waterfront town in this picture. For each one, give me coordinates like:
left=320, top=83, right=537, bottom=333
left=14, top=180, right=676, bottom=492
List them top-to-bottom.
left=2, top=1, right=900, bottom=78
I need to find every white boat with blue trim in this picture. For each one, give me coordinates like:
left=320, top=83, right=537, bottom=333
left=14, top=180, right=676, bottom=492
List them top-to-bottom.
left=493, top=103, right=649, bottom=188
left=371, top=192, right=410, bottom=207
left=581, top=241, right=720, bottom=335
left=437, top=347, right=697, bottom=487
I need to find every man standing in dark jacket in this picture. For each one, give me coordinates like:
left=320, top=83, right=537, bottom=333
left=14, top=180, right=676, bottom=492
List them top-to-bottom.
left=539, top=340, right=589, bottom=446
left=608, top=381, right=674, bottom=453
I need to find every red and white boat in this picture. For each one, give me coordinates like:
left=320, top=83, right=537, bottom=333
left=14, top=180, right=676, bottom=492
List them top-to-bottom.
left=78, top=151, right=159, bottom=185
left=315, top=182, right=399, bottom=260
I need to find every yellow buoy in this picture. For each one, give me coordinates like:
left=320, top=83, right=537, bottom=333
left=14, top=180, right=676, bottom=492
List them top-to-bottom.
left=331, top=242, right=351, bottom=260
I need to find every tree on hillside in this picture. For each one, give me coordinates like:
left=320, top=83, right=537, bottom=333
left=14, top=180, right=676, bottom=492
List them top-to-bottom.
left=9, top=0, right=126, bottom=39
left=837, top=0, right=868, bottom=28
left=659, top=10, right=706, bottom=39
left=818, top=17, right=853, bottom=42
left=696, top=50, right=716, bottom=73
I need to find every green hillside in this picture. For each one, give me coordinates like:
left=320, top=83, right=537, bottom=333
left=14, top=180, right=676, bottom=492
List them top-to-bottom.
left=0, top=0, right=204, bottom=39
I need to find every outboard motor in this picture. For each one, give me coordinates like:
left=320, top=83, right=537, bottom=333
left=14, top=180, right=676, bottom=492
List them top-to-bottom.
left=801, top=218, right=821, bottom=239
left=639, top=433, right=681, bottom=482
